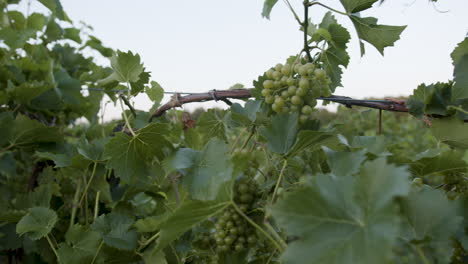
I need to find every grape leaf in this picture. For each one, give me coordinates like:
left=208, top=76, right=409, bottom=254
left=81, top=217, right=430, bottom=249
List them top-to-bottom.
left=38, top=0, right=70, bottom=21
left=262, top=0, right=279, bottom=19
left=339, top=0, right=379, bottom=13
left=27, top=13, right=46, bottom=31
left=318, top=13, right=351, bottom=89
left=350, top=16, right=406, bottom=56
left=64, top=28, right=81, bottom=44
left=451, top=38, right=468, bottom=103
left=101, top=50, right=144, bottom=84
left=130, top=70, right=151, bottom=96
left=10, top=81, right=52, bottom=104
left=146, top=81, right=164, bottom=104
left=230, top=100, right=262, bottom=126
left=196, top=110, right=227, bottom=143
left=259, top=113, right=298, bottom=154
left=2, top=114, right=62, bottom=149
left=431, top=117, right=468, bottom=149
left=104, top=123, right=173, bottom=184
left=287, top=130, right=334, bottom=157
left=351, top=136, right=390, bottom=156
left=77, top=137, right=109, bottom=162
left=173, top=139, right=235, bottom=201
left=323, top=147, right=367, bottom=177
left=410, top=150, right=467, bottom=177
left=35, top=151, right=72, bottom=168
left=271, top=158, right=410, bottom=264
left=400, top=186, right=462, bottom=262
left=152, top=199, right=229, bottom=253
left=16, top=207, right=57, bottom=240
left=92, top=213, right=138, bottom=251
left=0, top=224, right=22, bottom=250
left=57, top=225, right=102, bottom=264
left=142, top=244, right=167, bottom=264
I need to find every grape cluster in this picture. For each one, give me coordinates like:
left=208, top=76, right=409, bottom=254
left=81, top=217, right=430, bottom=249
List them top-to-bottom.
left=260, top=61, right=332, bottom=123
left=213, top=179, right=258, bottom=253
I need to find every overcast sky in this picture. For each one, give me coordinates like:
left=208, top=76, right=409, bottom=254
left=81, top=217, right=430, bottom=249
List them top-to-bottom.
left=26, top=0, right=468, bottom=119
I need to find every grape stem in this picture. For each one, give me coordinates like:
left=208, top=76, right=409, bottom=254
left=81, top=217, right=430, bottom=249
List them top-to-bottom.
left=303, top=0, right=313, bottom=62
left=308, top=2, right=348, bottom=16
left=118, top=93, right=136, bottom=136
left=271, top=159, right=288, bottom=203
left=231, top=202, right=286, bottom=253
left=46, top=234, right=60, bottom=263
left=90, top=241, right=104, bottom=264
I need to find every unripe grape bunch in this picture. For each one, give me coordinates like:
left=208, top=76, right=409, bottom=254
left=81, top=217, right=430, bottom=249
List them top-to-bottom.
left=261, top=61, right=332, bottom=123
left=212, top=178, right=258, bottom=253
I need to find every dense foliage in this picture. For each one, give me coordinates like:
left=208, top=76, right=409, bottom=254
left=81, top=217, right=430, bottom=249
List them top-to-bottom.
left=1, top=0, right=468, bottom=263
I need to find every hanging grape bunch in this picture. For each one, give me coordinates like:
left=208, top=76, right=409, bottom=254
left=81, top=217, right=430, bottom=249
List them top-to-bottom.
left=261, top=61, right=332, bottom=123
left=213, top=178, right=258, bottom=253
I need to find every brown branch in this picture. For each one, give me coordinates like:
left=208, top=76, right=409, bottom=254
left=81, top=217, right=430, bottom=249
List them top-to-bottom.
left=149, top=88, right=466, bottom=122
left=149, top=89, right=251, bottom=121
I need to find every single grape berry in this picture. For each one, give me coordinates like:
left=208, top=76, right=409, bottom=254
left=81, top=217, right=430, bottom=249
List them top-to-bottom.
left=263, top=80, right=274, bottom=89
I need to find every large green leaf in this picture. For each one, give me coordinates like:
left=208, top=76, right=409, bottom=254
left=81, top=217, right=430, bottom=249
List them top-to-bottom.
left=318, top=13, right=351, bottom=90
left=350, top=16, right=406, bottom=56
left=451, top=38, right=468, bottom=100
left=107, top=50, right=144, bottom=83
left=197, top=110, right=227, bottom=143
left=259, top=113, right=298, bottom=154
left=1, top=114, right=62, bottom=149
left=431, top=117, right=468, bottom=149
left=104, top=123, right=173, bottom=184
left=77, top=137, right=109, bottom=162
left=172, top=139, right=235, bottom=201
left=323, top=148, right=367, bottom=177
left=410, top=150, right=467, bottom=177
left=271, top=158, right=410, bottom=264
left=400, top=186, right=462, bottom=262
left=152, top=199, right=229, bottom=253
left=16, top=207, right=57, bottom=240
left=92, top=213, right=138, bottom=251
left=57, top=225, right=102, bottom=264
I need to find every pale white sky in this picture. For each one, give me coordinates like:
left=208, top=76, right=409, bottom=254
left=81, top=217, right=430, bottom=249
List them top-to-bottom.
left=26, top=0, right=468, bottom=119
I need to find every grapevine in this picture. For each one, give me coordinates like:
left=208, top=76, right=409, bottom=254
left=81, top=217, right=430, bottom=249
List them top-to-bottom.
left=1, top=0, right=467, bottom=264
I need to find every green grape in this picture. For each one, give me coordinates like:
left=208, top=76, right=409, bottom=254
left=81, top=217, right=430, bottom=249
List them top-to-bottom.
left=275, top=63, right=283, bottom=71
left=293, top=63, right=301, bottom=73
left=281, top=64, right=291, bottom=75
left=298, top=65, right=308, bottom=76
left=314, top=68, right=326, bottom=80
left=266, top=69, right=275, bottom=79
left=272, top=71, right=282, bottom=80
left=286, top=77, right=296, bottom=86
left=299, top=78, right=309, bottom=89
left=263, top=80, right=274, bottom=89
left=273, top=80, right=281, bottom=89
left=288, top=85, right=297, bottom=96
left=296, top=87, right=307, bottom=96
left=261, top=89, right=270, bottom=97
left=281, top=90, right=289, bottom=99
left=265, top=95, right=274, bottom=104
left=291, top=95, right=303, bottom=105
left=274, top=97, right=285, bottom=107
left=306, top=98, right=317, bottom=108
left=272, top=103, right=282, bottom=113
left=302, top=105, right=313, bottom=115
left=238, top=183, right=249, bottom=193
left=240, top=193, right=254, bottom=203
left=226, top=221, right=234, bottom=228
left=229, top=227, right=239, bottom=235
left=247, top=235, right=257, bottom=244
left=224, top=236, right=235, bottom=245
left=234, top=243, right=244, bottom=252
